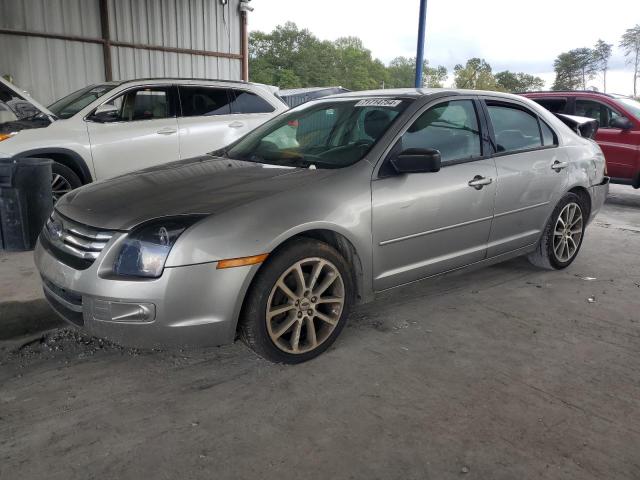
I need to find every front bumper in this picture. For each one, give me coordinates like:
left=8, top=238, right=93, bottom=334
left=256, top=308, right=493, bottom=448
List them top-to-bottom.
left=588, top=176, right=610, bottom=223
left=34, top=237, right=257, bottom=349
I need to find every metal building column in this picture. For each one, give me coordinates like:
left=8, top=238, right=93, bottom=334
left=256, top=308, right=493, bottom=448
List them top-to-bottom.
left=99, top=0, right=113, bottom=81
left=415, top=0, right=428, bottom=88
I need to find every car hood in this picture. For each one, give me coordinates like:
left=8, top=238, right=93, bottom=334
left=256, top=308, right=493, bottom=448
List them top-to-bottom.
left=0, top=77, right=55, bottom=118
left=55, top=155, right=335, bottom=230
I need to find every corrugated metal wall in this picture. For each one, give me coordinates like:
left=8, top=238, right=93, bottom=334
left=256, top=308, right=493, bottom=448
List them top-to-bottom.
left=0, top=0, right=242, bottom=105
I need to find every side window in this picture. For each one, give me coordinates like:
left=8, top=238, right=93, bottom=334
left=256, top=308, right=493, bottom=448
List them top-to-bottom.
left=179, top=86, right=232, bottom=117
left=106, top=87, right=174, bottom=122
left=229, top=90, right=275, bottom=114
left=533, top=98, right=567, bottom=114
left=575, top=99, right=620, bottom=128
left=398, top=100, right=482, bottom=164
left=486, top=103, right=542, bottom=153
left=540, top=121, right=557, bottom=146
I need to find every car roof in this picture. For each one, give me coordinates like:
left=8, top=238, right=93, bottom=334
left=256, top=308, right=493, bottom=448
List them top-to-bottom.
left=117, top=77, right=251, bottom=86
left=324, top=88, right=532, bottom=103
left=521, top=90, right=634, bottom=100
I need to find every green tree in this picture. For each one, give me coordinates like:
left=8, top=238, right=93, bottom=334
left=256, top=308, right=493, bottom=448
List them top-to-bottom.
left=248, top=23, right=388, bottom=90
left=620, top=25, right=640, bottom=97
left=333, top=37, right=387, bottom=90
left=593, top=39, right=613, bottom=92
left=552, top=48, right=599, bottom=90
left=571, top=48, right=598, bottom=89
left=551, top=52, right=582, bottom=90
left=386, top=56, right=447, bottom=88
left=453, top=58, right=496, bottom=90
left=425, top=65, right=448, bottom=88
left=495, top=71, right=545, bottom=92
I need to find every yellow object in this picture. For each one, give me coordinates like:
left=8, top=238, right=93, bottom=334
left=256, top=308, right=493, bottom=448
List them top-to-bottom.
left=216, top=253, right=269, bottom=269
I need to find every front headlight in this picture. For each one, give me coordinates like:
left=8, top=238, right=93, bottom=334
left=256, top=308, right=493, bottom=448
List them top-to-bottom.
left=113, top=216, right=204, bottom=278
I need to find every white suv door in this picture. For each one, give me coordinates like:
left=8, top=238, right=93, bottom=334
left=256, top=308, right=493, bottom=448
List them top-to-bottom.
left=86, top=85, right=180, bottom=180
left=176, top=85, right=279, bottom=158
left=176, top=85, right=238, bottom=158
left=228, top=88, right=279, bottom=135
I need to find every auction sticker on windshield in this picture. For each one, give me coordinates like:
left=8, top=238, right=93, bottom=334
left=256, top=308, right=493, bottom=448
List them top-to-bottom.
left=354, top=99, right=402, bottom=107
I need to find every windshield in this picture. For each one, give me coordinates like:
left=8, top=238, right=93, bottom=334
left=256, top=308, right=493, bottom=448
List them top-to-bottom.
left=48, top=84, right=118, bottom=119
left=617, top=97, right=640, bottom=120
left=223, top=98, right=410, bottom=168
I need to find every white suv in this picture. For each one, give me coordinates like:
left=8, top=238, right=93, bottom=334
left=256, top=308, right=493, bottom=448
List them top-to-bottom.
left=0, top=77, right=287, bottom=199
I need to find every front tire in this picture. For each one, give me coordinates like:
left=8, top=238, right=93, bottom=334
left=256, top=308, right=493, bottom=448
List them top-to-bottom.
left=51, top=162, right=82, bottom=202
left=528, top=192, right=586, bottom=270
left=240, top=238, right=354, bottom=364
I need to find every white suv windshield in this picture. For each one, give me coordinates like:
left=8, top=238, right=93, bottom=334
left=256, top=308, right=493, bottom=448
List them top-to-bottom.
left=48, top=84, right=117, bottom=119
left=224, top=98, right=410, bottom=169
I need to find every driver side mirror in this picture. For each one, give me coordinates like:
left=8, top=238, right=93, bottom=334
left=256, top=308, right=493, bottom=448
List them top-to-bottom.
left=89, top=104, right=119, bottom=123
left=609, top=116, right=633, bottom=131
left=391, top=148, right=442, bottom=174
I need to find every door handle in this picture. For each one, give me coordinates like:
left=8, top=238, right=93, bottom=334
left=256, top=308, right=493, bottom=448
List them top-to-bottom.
left=228, top=121, right=245, bottom=128
left=156, top=128, right=177, bottom=135
left=551, top=160, right=568, bottom=172
left=468, top=175, right=493, bottom=190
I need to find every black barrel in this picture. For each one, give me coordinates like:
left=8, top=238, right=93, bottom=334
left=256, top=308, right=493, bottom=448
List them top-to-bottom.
left=0, top=157, right=53, bottom=251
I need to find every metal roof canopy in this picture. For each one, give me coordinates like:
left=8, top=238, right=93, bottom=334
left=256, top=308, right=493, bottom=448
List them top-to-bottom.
left=0, top=0, right=252, bottom=93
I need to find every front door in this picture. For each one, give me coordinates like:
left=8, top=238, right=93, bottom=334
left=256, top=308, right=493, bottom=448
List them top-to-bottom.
left=87, top=85, right=180, bottom=180
left=372, top=98, right=497, bottom=290
left=483, top=98, right=568, bottom=256
left=574, top=98, right=636, bottom=181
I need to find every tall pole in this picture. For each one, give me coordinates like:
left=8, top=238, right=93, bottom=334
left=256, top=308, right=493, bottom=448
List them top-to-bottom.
left=415, top=0, right=428, bottom=88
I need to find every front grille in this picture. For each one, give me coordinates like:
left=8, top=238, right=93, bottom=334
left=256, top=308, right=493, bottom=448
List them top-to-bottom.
left=42, top=211, right=115, bottom=269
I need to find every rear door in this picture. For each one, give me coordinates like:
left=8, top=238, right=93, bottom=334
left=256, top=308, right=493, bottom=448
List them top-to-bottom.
left=87, top=85, right=180, bottom=180
left=177, top=85, right=237, bottom=158
left=227, top=88, right=278, bottom=136
left=371, top=97, right=497, bottom=290
left=482, top=98, right=568, bottom=256
left=572, top=98, right=636, bottom=181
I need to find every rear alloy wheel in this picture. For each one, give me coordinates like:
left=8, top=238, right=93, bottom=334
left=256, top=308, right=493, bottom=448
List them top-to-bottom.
left=51, top=162, right=82, bottom=203
left=528, top=192, right=587, bottom=270
left=552, top=202, right=583, bottom=263
left=240, top=238, right=353, bottom=363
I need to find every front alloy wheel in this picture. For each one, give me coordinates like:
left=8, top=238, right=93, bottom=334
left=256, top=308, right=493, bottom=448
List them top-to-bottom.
left=51, top=162, right=82, bottom=203
left=51, top=173, right=73, bottom=202
left=240, top=238, right=353, bottom=363
left=266, top=258, right=345, bottom=354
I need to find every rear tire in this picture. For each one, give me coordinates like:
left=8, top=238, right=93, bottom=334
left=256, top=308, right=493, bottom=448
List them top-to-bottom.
left=51, top=162, right=82, bottom=202
left=528, top=192, right=587, bottom=270
left=240, top=238, right=354, bottom=364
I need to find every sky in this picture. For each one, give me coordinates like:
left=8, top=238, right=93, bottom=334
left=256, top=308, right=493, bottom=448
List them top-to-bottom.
left=249, top=0, right=640, bottom=95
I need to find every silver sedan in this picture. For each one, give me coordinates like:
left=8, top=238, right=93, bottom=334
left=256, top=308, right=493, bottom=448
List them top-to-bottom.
left=35, top=89, right=609, bottom=363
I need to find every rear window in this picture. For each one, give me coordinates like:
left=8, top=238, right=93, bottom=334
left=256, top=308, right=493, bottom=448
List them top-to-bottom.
left=179, top=86, right=232, bottom=117
left=229, top=90, right=275, bottom=114
left=533, top=98, right=567, bottom=114
left=486, top=103, right=542, bottom=153
left=540, top=121, right=557, bottom=146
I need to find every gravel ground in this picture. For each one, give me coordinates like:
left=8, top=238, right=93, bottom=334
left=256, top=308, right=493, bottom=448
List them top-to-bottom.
left=0, top=185, right=638, bottom=480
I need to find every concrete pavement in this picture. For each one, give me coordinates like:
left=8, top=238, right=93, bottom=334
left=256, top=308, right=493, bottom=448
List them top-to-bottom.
left=0, top=185, right=638, bottom=480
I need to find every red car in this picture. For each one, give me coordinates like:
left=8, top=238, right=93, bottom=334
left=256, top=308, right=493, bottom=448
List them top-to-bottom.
left=522, top=91, right=640, bottom=188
